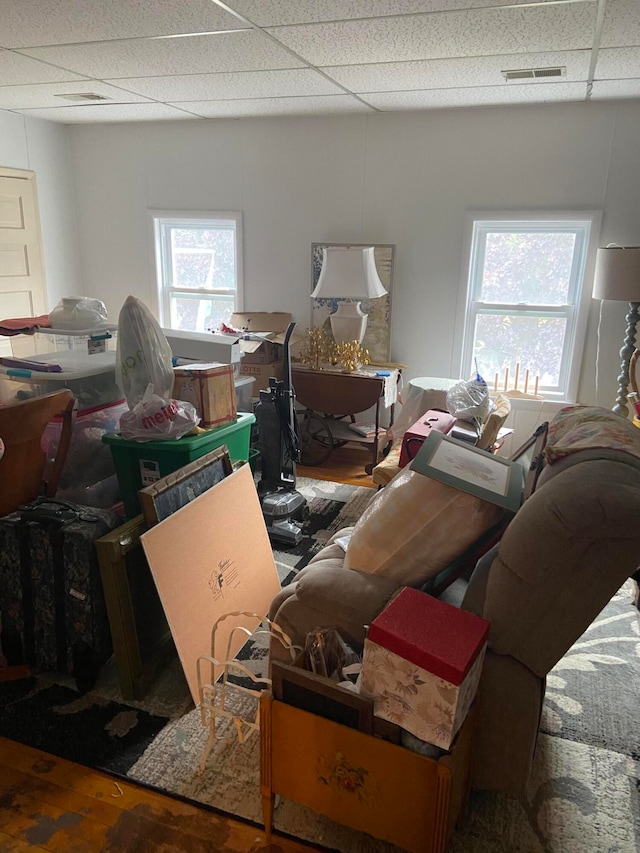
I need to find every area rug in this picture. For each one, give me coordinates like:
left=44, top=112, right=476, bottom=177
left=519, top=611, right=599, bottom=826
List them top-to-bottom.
left=2, top=477, right=639, bottom=852
left=126, top=579, right=640, bottom=853
left=0, top=673, right=169, bottom=775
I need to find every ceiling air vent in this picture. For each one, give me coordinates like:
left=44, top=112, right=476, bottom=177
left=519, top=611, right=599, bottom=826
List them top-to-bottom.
left=502, top=66, right=566, bottom=82
left=54, top=93, right=111, bottom=102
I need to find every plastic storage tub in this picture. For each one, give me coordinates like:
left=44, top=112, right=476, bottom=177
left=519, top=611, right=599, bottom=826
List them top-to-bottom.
left=30, top=325, right=118, bottom=358
left=0, top=349, right=120, bottom=410
left=234, top=376, right=255, bottom=412
left=42, top=399, right=128, bottom=509
left=102, top=411, right=256, bottom=517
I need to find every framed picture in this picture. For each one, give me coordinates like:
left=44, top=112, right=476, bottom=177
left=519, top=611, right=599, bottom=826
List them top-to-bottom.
left=311, top=242, right=395, bottom=363
left=410, top=431, right=525, bottom=512
left=138, top=446, right=232, bottom=528
left=95, top=515, right=175, bottom=700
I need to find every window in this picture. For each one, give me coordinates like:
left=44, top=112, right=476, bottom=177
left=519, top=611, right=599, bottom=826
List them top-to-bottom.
left=152, top=212, right=242, bottom=333
left=459, top=212, right=600, bottom=401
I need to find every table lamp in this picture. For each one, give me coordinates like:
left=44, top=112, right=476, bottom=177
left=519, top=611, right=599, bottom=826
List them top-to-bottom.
left=593, top=245, right=640, bottom=417
left=311, top=246, right=387, bottom=345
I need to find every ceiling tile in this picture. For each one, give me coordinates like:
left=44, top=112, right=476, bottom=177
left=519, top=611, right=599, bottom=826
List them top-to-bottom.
left=0, top=0, right=245, bottom=49
left=225, top=0, right=565, bottom=27
left=600, top=0, right=640, bottom=49
left=266, top=4, right=597, bottom=66
left=19, top=31, right=305, bottom=79
left=594, top=47, right=640, bottom=80
left=0, top=48, right=89, bottom=85
left=324, top=51, right=591, bottom=93
left=107, top=68, right=345, bottom=102
left=590, top=79, right=640, bottom=99
left=0, top=81, right=152, bottom=110
left=363, top=81, right=588, bottom=110
left=171, top=94, right=373, bottom=117
left=15, top=102, right=197, bottom=123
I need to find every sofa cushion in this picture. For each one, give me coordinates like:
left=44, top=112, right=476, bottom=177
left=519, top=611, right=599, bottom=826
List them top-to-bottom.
left=543, top=404, right=640, bottom=463
left=344, top=466, right=504, bottom=587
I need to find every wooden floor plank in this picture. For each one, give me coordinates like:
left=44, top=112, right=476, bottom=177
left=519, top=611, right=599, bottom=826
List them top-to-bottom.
left=0, top=738, right=320, bottom=852
left=1, top=765, right=124, bottom=828
left=0, top=791, right=110, bottom=851
left=0, top=830, right=48, bottom=852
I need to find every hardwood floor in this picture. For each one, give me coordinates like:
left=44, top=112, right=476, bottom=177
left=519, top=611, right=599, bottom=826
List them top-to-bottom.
left=297, top=442, right=379, bottom=489
left=0, top=447, right=367, bottom=852
left=0, top=737, right=319, bottom=852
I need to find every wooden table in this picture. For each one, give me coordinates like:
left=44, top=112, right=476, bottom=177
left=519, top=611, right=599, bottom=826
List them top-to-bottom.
left=292, top=366, right=399, bottom=473
left=260, top=692, right=476, bottom=853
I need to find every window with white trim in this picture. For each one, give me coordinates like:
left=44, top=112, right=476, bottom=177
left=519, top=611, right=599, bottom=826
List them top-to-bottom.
left=152, top=212, right=242, bottom=333
left=460, top=213, right=599, bottom=401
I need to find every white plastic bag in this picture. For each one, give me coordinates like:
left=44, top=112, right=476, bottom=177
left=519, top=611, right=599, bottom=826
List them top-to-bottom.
left=49, top=296, right=108, bottom=330
left=116, top=296, right=174, bottom=408
left=446, top=370, right=492, bottom=422
left=119, top=385, right=200, bottom=442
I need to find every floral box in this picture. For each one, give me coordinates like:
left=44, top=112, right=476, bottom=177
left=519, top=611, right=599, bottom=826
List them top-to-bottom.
left=172, top=362, right=237, bottom=429
left=361, top=587, right=490, bottom=749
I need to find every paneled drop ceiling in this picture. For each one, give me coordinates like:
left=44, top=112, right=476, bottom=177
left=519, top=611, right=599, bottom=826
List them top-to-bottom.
left=0, top=0, right=638, bottom=124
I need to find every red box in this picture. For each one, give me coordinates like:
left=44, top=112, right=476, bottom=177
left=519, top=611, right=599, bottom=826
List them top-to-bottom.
left=399, top=409, right=456, bottom=468
left=362, top=588, right=490, bottom=748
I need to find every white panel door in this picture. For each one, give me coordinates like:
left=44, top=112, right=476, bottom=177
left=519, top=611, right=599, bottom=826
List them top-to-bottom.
left=0, top=168, right=48, bottom=358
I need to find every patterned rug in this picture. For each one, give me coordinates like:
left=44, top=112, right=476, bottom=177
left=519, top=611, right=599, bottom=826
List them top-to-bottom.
left=1, top=477, right=639, bottom=852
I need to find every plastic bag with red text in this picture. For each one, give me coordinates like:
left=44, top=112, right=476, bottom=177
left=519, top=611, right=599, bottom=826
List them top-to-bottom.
left=119, top=385, right=200, bottom=442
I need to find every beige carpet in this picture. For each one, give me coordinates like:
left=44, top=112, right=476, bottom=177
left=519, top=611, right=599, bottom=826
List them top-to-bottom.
left=128, top=687, right=638, bottom=853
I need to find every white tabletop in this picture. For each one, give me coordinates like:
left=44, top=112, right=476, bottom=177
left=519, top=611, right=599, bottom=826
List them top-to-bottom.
left=390, top=376, right=457, bottom=439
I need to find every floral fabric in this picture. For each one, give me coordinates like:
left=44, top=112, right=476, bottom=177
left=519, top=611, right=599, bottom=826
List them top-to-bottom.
left=544, top=405, right=640, bottom=463
left=361, top=639, right=485, bottom=750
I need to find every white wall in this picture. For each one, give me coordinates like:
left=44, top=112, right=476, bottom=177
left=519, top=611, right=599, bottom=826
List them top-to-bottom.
left=1, top=99, right=636, bottom=449
left=60, top=99, right=640, bottom=412
left=0, top=110, right=81, bottom=308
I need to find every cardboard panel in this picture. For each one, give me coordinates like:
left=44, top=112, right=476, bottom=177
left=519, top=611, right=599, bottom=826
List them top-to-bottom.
left=140, top=464, right=280, bottom=705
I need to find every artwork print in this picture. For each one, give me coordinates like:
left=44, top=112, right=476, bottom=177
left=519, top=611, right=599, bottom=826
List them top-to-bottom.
left=311, top=242, right=395, bottom=363
left=411, top=431, right=524, bottom=512
left=430, top=441, right=510, bottom=496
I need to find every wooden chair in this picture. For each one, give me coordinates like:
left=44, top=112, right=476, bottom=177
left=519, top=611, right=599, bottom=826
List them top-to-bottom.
left=0, top=389, right=76, bottom=516
left=476, top=393, right=512, bottom=451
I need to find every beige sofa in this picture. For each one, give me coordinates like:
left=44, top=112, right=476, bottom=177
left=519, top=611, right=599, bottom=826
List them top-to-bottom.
left=269, top=406, right=640, bottom=795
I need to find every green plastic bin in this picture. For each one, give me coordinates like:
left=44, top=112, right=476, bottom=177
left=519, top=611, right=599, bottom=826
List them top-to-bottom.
left=102, top=411, right=255, bottom=518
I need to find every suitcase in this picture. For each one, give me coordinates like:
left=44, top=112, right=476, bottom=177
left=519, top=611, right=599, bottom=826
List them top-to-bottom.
left=399, top=409, right=457, bottom=468
left=0, top=497, right=122, bottom=691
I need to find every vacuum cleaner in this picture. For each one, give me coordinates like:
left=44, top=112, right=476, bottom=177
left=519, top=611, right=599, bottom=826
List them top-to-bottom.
left=255, top=322, right=308, bottom=545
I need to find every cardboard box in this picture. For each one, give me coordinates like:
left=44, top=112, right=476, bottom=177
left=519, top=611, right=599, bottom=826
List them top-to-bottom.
left=230, top=311, right=302, bottom=366
left=163, top=329, right=241, bottom=376
left=239, top=360, right=284, bottom=390
left=172, top=362, right=236, bottom=429
left=361, top=587, right=489, bottom=749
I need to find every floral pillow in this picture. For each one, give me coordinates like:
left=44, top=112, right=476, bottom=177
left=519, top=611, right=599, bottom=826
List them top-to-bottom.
left=544, top=405, right=640, bottom=463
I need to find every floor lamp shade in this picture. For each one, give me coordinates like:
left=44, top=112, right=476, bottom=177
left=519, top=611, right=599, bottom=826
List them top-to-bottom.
left=311, top=246, right=387, bottom=344
left=593, top=246, right=640, bottom=417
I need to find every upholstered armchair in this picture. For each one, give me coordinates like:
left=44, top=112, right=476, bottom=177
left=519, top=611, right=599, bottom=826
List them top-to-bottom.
left=269, top=406, right=640, bottom=795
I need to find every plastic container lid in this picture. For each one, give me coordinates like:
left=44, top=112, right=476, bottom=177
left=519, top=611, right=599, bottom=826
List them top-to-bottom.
left=35, top=325, right=118, bottom=337
left=0, top=349, right=116, bottom=381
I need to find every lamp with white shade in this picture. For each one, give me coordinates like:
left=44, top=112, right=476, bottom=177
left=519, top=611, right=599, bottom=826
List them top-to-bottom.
left=593, top=245, right=640, bottom=418
left=311, top=246, right=387, bottom=345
